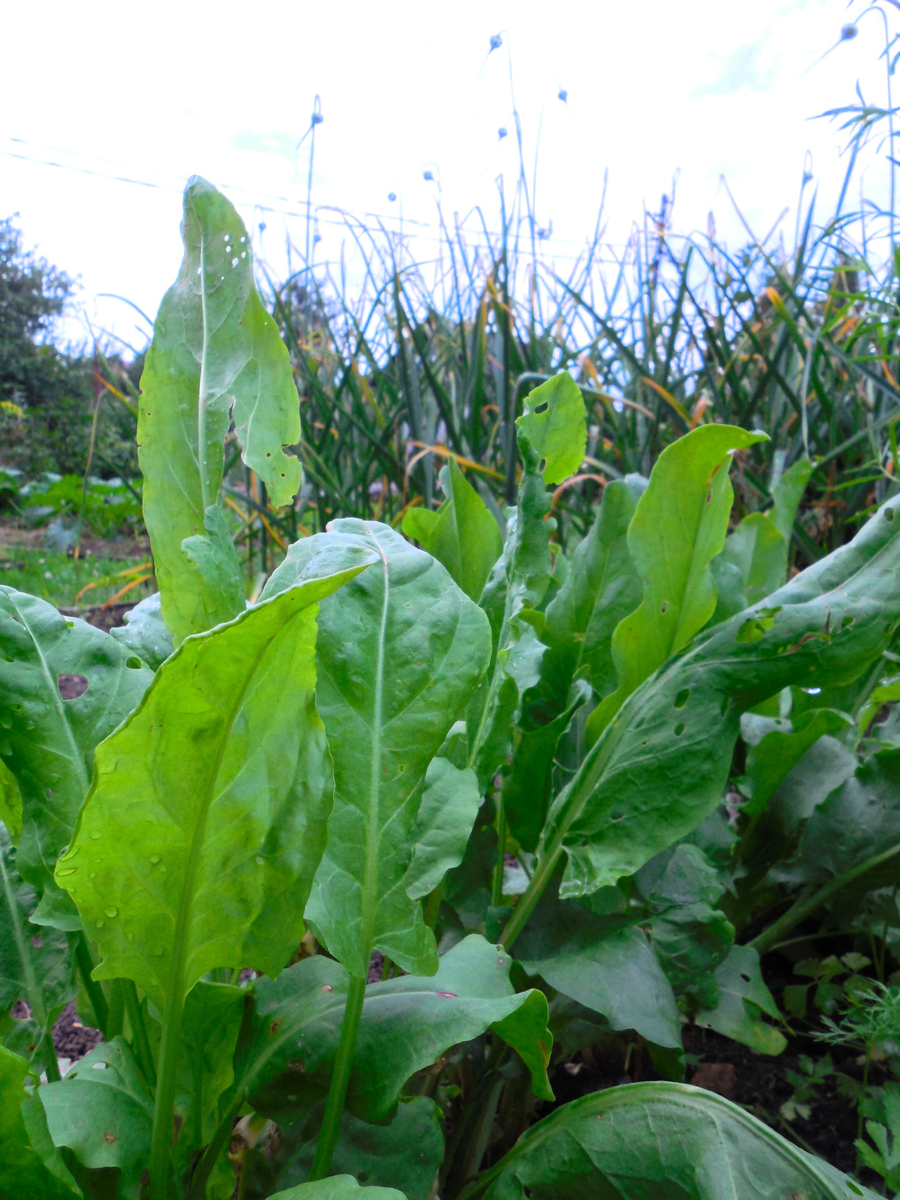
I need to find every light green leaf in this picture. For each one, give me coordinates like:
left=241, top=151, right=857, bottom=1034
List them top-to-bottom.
left=138, top=176, right=303, bottom=645
left=514, top=374, right=587, bottom=485
left=588, top=424, right=768, bottom=741
left=770, top=456, right=815, bottom=544
left=402, top=457, right=503, bottom=601
left=538, top=476, right=644, bottom=710
left=537, top=492, right=900, bottom=901
left=719, top=512, right=786, bottom=608
left=265, top=521, right=491, bottom=979
left=55, top=560, right=369, bottom=1012
left=0, top=588, right=153, bottom=921
left=110, top=592, right=174, bottom=670
left=405, top=757, right=482, bottom=900
left=0, top=829, right=73, bottom=1071
left=515, top=899, right=681, bottom=1050
left=242, top=935, right=553, bottom=1124
left=697, top=945, right=787, bottom=1055
left=40, top=1038, right=153, bottom=1198
left=0, top=1046, right=80, bottom=1200
left=472, top=1082, right=878, bottom=1198
left=257, top=1097, right=442, bottom=1200
left=270, top=1178, right=407, bottom=1200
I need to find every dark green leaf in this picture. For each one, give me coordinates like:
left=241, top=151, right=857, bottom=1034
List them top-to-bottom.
left=0, top=828, right=73, bottom=1070
left=515, top=899, right=681, bottom=1050
left=243, top=934, right=553, bottom=1124
left=41, top=1038, right=152, bottom=1199
left=0, top=1045, right=80, bottom=1200
left=470, top=1082, right=876, bottom=1198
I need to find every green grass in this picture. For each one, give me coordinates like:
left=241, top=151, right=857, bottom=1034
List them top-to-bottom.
left=1, top=548, right=154, bottom=612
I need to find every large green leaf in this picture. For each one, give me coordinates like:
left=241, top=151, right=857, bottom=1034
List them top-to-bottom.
left=138, top=176, right=303, bottom=645
left=514, top=374, right=587, bottom=485
left=587, top=425, right=768, bottom=741
left=402, top=458, right=503, bottom=601
left=537, top=476, right=644, bottom=711
left=534, top=492, right=900, bottom=901
left=265, top=521, right=491, bottom=979
left=54, top=559, right=371, bottom=1012
left=0, top=588, right=153, bottom=923
left=0, top=828, right=73, bottom=1070
left=515, top=898, right=681, bottom=1050
left=241, top=935, right=553, bottom=1124
left=40, top=1038, right=153, bottom=1199
left=0, top=1046, right=80, bottom=1200
left=466, top=1082, right=876, bottom=1198
left=246, top=1097, right=442, bottom=1200
left=270, top=1178, right=406, bottom=1200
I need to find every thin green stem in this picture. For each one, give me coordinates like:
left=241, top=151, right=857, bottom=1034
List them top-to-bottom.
left=491, top=796, right=507, bottom=908
left=749, top=841, right=900, bottom=957
left=499, top=843, right=563, bottom=951
left=74, top=934, right=109, bottom=1032
left=308, top=972, right=367, bottom=1180
left=106, top=979, right=125, bottom=1040
left=122, top=980, right=156, bottom=1086
left=149, top=987, right=186, bottom=1200
left=43, top=1028, right=61, bottom=1082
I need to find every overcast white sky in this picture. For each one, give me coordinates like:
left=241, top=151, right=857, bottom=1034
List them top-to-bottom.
left=0, top=0, right=893, bottom=349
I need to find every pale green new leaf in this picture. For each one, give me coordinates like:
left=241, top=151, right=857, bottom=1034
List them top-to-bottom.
left=138, top=176, right=303, bottom=644
left=515, top=374, right=587, bottom=485
left=588, top=425, right=768, bottom=741
left=770, top=456, right=815, bottom=544
left=402, top=458, right=503, bottom=601
left=539, top=492, right=900, bottom=900
left=265, top=521, right=491, bottom=979
left=55, top=559, right=371, bottom=1011
left=0, top=588, right=153, bottom=922
left=405, top=757, right=482, bottom=900
left=0, top=761, right=21, bottom=846
left=242, top=935, right=553, bottom=1124
left=40, top=1038, right=152, bottom=1199
left=0, top=1046, right=80, bottom=1200
left=471, top=1082, right=877, bottom=1198
left=270, top=1178, right=406, bottom=1200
